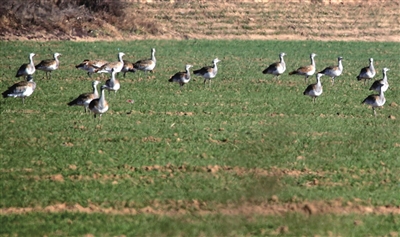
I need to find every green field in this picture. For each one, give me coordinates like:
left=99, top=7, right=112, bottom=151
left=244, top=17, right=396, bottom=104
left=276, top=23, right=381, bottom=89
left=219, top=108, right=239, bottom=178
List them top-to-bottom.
left=1, top=40, right=399, bottom=236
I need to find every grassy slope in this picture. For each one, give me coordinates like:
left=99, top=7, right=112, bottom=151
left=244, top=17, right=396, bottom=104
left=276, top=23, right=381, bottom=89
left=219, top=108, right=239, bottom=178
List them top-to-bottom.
left=0, top=40, right=399, bottom=236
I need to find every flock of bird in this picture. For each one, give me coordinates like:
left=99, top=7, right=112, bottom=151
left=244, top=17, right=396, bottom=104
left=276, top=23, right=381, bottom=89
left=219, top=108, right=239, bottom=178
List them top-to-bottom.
left=1, top=48, right=391, bottom=118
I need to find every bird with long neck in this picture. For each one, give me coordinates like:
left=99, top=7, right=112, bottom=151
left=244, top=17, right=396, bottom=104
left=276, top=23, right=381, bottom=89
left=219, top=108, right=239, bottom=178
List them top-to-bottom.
left=133, top=48, right=156, bottom=73
left=35, top=52, right=61, bottom=79
left=95, top=52, right=125, bottom=74
left=262, top=52, right=286, bottom=80
left=16, top=53, right=36, bottom=80
left=289, top=53, right=316, bottom=83
left=318, top=56, right=343, bottom=86
left=193, top=58, right=221, bottom=87
left=357, top=58, right=376, bottom=85
left=169, top=64, right=193, bottom=89
left=369, top=68, right=389, bottom=93
left=103, top=69, right=120, bottom=95
left=303, top=73, right=323, bottom=103
left=2, top=75, right=36, bottom=104
left=68, top=80, right=100, bottom=113
left=362, top=84, right=386, bottom=116
left=89, top=85, right=109, bottom=119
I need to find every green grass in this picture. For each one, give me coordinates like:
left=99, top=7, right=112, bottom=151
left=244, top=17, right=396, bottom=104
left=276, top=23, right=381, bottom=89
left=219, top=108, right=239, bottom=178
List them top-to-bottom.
left=0, top=40, right=399, bottom=236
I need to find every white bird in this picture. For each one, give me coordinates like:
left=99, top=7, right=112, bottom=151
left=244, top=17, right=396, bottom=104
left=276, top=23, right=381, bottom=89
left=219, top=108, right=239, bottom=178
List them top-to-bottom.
left=133, top=48, right=156, bottom=73
left=35, top=52, right=61, bottom=79
left=95, top=52, right=125, bottom=74
left=262, top=52, right=286, bottom=80
left=15, top=53, right=36, bottom=79
left=289, top=53, right=317, bottom=83
left=318, top=56, right=343, bottom=85
left=193, top=58, right=221, bottom=87
left=357, top=58, right=376, bottom=85
left=75, top=59, right=108, bottom=77
left=169, top=64, right=193, bottom=89
left=369, top=68, right=389, bottom=93
left=103, top=69, right=120, bottom=95
left=303, top=73, right=323, bottom=103
left=2, top=75, right=36, bottom=104
left=67, top=80, right=100, bottom=113
left=362, top=84, right=386, bottom=116
left=89, top=85, right=109, bottom=119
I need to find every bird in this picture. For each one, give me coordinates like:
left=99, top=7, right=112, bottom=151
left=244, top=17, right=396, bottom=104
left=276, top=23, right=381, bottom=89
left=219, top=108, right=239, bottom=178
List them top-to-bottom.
left=133, top=48, right=156, bottom=73
left=35, top=52, right=61, bottom=79
left=95, top=52, right=125, bottom=74
left=262, top=52, right=286, bottom=80
left=15, top=53, right=36, bottom=79
left=289, top=53, right=317, bottom=83
left=318, top=56, right=343, bottom=85
left=193, top=58, right=221, bottom=87
left=356, top=58, right=376, bottom=85
left=75, top=59, right=108, bottom=77
left=121, top=60, right=136, bottom=77
left=169, top=64, right=193, bottom=89
left=369, top=68, right=389, bottom=93
left=103, top=69, right=120, bottom=95
left=303, top=73, right=323, bottom=103
left=2, top=75, right=36, bottom=104
left=67, top=80, right=100, bottom=113
left=362, top=84, right=386, bottom=116
left=89, top=85, right=109, bottom=119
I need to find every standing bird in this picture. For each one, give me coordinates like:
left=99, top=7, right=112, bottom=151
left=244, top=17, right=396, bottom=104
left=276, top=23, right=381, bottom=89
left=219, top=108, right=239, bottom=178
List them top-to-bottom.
left=133, top=48, right=157, bottom=73
left=35, top=52, right=61, bottom=79
left=95, top=52, right=125, bottom=74
left=262, top=52, right=286, bottom=80
left=15, top=53, right=36, bottom=80
left=289, top=53, right=317, bottom=83
left=318, top=56, right=343, bottom=86
left=193, top=58, right=221, bottom=87
left=356, top=58, right=376, bottom=85
left=75, top=59, right=108, bottom=77
left=121, top=60, right=136, bottom=77
left=169, top=64, right=193, bottom=89
left=369, top=68, right=389, bottom=93
left=103, top=69, right=120, bottom=95
left=303, top=73, right=323, bottom=103
left=2, top=75, right=36, bottom=104
left=67, top=80, right=100, bottom=113
left=362, top=84, right=386, bottom=116
left=89, top=85, right=109, bottom=119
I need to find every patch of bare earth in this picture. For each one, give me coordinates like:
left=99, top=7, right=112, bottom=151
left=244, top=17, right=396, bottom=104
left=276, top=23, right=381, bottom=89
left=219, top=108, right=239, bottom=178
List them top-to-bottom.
left=1, top=0, right=399, bottom=42
left=1, top=199, right=399, bottom=216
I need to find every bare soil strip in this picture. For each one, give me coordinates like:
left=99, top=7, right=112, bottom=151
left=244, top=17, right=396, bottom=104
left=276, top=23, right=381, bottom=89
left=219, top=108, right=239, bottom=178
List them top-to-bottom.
left=1, top=200, right=399, bottom=216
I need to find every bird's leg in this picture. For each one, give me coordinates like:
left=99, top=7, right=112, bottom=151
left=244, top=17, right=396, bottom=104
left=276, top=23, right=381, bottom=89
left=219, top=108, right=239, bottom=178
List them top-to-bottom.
left=304, top=76, right=308, bottom=84
left=331, top=77, right=335, bottom=86
left=373, top=108, right=376, bottom=116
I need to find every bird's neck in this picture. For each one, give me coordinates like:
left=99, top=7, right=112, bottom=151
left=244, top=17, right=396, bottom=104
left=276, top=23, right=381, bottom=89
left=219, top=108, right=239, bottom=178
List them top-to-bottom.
left=151, top=51, right=156, bottom=62
left=29, top=55, right=35, bottom=66
left=310, top=56, right=316, bottom=67
left=338, top=60, right=343, bottom=71
left=382, top=71, right=388, bottom=82
left=93, top=84, right=99, bottom=97
left=99, top=89, right=106, bottom=105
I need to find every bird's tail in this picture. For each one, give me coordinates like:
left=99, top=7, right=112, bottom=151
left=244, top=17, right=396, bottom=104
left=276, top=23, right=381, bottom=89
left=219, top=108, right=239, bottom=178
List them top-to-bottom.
left=289, top=71, right=296, bottom=75
left=2, top=90, right=9, bottom=98
left=67, top=99, right=78, bottom=106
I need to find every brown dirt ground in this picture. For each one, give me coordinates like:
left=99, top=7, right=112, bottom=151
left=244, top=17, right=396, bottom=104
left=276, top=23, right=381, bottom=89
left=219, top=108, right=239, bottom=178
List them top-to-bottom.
left=1, top=0, right=399, bottom=42
left=1, top=165, right=398, bottom=216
